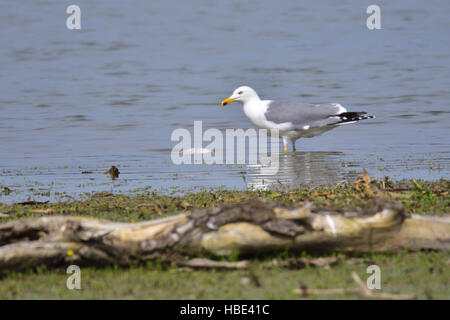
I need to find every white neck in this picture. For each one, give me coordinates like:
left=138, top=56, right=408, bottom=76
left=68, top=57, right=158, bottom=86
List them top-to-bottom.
left=241, top=95, right=261, bottom=107
left=241, top=97, right=269, bottom=129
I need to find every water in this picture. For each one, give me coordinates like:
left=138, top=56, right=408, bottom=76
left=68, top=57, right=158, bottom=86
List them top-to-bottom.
left=1, top=1, right=449, bottom=203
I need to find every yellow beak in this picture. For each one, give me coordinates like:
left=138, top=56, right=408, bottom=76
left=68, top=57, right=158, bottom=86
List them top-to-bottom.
left=221, top=97, right=235, bottom=107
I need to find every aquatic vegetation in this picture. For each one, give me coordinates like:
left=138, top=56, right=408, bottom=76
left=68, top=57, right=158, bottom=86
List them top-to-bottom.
left=0, top=177, right=448, bottom=223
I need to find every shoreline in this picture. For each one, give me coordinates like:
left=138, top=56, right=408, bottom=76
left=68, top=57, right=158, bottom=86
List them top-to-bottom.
left=0, top=176, right=448, bottom=299
left=1, top=177, right=448, bottom=223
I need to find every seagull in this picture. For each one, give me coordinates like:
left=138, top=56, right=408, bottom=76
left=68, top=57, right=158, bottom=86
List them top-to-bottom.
left=221, top=86, right=375, bottom=152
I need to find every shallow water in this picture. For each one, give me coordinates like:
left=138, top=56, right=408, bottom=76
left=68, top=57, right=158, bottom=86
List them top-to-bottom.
left=1, top=1, right=449, bottom=203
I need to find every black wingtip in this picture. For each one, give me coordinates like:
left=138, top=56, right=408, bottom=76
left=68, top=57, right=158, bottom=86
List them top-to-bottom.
left=336, top=112, right=375, bottom=123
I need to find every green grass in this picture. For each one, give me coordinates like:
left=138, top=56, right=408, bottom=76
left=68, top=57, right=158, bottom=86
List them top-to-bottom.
left=0, top=178, right=448, bottom=299
left=0, top=178, right=448, bottom=224
left=0, top=252, right=448, bottom=299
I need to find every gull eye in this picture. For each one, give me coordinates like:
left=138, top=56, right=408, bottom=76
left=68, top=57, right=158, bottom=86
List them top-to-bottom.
left=238, top=91, right=243, bottom=94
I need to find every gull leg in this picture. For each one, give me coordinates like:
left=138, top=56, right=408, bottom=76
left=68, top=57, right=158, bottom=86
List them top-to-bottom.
left=282, top=136, right=288, bottom=153
left=291, top=139, right=297, bottom=152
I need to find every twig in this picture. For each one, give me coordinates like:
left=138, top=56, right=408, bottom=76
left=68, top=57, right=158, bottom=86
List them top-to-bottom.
left=30, top=209, right=55, bottom=214
left=174, top=258, right=249, bottom=270
left=351, top=272, right=415, bottom=300
left=293, top=273, right=416, bottom=299
left=293, top=287, right=360, bottom=296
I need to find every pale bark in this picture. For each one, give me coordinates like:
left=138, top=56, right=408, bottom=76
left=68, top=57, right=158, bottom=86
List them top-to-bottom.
left=0, top=197, right=448, bottom=272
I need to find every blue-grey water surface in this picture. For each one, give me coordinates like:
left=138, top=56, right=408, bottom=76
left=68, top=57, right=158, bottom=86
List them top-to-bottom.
left=0, top=1, right=449, bottom=203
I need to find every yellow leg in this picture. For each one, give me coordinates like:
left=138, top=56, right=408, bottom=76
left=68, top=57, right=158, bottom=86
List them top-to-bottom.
left=284, top=145, right=288, bottom=153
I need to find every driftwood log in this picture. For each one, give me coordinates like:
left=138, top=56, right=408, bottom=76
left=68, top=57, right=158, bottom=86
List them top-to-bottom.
left=0, top=196, right=449, bottom=272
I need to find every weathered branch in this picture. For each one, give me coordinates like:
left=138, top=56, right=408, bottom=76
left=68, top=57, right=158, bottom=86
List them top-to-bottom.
left=0, top=196, right=449, bottom=272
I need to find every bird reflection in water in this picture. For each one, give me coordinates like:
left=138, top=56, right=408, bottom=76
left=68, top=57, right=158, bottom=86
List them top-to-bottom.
left=244, top=151, right=357, bottom=190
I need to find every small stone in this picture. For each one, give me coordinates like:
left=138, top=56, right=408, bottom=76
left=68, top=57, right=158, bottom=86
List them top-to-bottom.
left=104, top=166, right=120, bottom=179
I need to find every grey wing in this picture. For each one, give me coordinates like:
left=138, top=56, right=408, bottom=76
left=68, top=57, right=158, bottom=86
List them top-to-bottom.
left=264, top=101, right=345, bottom=129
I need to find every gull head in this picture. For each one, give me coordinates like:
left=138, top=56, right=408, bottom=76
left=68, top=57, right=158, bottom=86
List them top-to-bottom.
left=221, top=86, right=260, bottom=106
